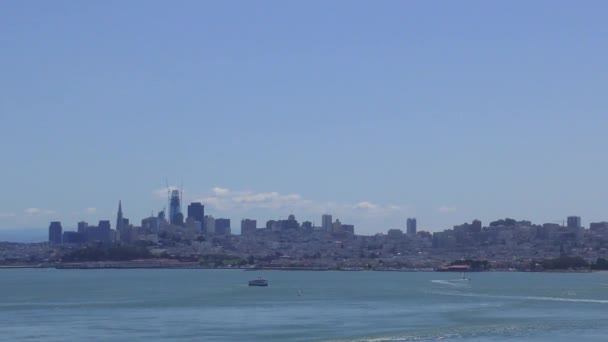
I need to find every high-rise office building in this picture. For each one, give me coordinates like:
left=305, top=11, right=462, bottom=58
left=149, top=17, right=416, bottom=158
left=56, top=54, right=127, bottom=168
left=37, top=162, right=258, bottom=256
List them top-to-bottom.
left=169, top=190, right=183, bottom=226
left=116, top=200, right=123, bottom=232
left=116, top=200, right=131, bottom=242
left=187, top=202, right=205, bottom=232
left=157, top=210, right=166, bottom=222
left=322, top=214, right=333, bottom=232
left=204, top=215, right=215, bottom=234
left=567, top=216, right=581, bottom=229
left=215, top=218, right=231, bottom=235
left=407, top=218, right=417, bottom=236
left=241, top=219, right=257, bottom=236
left=332, top=219, right=342, bottom=232
left=97, top=220, right=113, bottom=242
left=99, top=220, right=111, bottom=231
left=49, top=221, right=62, bottom=244
left=77, top=221, right=88, bottom=234
left=590, top=222, right=608, bottom=231
left=341, top=224, right=355, bottom=234
left=62, top=231, right=85, bottom=244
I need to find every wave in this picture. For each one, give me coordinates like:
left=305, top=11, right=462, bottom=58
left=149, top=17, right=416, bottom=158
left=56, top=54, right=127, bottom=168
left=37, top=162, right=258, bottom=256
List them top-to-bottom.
left=430, top=279, right=471, bottom=287
left=427, top=290, right=608, bottom=304
left=322, top=319, right=599, bottom=342
left=321, top=322, right=560, bottom=342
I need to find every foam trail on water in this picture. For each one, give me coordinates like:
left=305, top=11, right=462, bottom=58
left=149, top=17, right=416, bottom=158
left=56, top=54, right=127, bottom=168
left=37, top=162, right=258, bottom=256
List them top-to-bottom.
left=428, top=290, right=608, bottom=304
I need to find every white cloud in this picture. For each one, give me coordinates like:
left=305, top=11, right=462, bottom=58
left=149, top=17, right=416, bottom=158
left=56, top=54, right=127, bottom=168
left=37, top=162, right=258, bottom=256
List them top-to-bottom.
left=151, top=185, right=413, bottom=233
left=153, top=186, right=180, bottom=199
left=190, top=187, right=408, bottom=222
left=212, top=187, right=230, bottom=196
left=195, top=188, right=309, bottom=212
left=354, top=201, right=378, bottom=210
left=438, top=206, right=457, bottom=214
left=85, top=207, right=97, bottom=214
left=23, top=208, right=56, bottom=216
left=0, top=212, right=16, bottom=218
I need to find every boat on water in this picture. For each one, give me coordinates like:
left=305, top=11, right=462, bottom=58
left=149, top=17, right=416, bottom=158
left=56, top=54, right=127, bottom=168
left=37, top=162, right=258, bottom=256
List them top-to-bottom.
left=435, top=265, right=471, bottom=272
left=248, top=278, right=269, bottom=287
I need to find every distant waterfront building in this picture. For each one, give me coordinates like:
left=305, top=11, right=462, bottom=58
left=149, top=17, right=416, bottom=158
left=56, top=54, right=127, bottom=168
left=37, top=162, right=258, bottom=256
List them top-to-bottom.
left=169, top=190, right=183, bottom=226
left=187, top=202, right=205, bottom=232
left=157, top=210, right=166, bottom=222
left=172, top=212, right=184, bottom=227
left=322, top=214, right=333, bottom=232
left=204, top=215, right=216, bottom=234
left=282, top=215, right=299, bottom=230
left=141, top=216, right=160, bottom=233
left=567, top=216, right=581, bottom=229
left=185, top=217, right=202, bottom=231
left=215, top=218, right=231, bottom=235
left=407, top=218, right=417, bottom=236
left=241, top=219, right=257, bottom=236
left=332, top=219, right=342, bottom=232
left=471, top=219, right=482, bottom=232
left=90, top=220, right=113, bottom=243
left=99, top=220, right=111, bottom=231
left=48, top=221, right=62, bottom=244
left=77, top=221, right=88, bottom=234
left=301, top=221, right=313, bottom=230
left=590, top=222, right=608, bottom=231
left=341, top=224, right=355, bottom=234
left=388, top=228, right=404, bottom=238
left=62, top=231, right=85, bottom=244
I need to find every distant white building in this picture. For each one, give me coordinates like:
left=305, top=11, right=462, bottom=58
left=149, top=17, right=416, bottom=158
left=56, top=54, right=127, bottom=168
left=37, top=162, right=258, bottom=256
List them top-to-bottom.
left=205, top=215, right=216, bottom=234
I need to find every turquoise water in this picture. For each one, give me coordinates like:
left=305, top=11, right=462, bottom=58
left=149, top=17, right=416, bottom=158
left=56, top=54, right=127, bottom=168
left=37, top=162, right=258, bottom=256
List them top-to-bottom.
left=1, top=269, right=607, bottom=341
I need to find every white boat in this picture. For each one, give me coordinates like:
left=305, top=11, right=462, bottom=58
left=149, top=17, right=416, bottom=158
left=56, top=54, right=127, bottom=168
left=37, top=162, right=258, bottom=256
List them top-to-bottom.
left=248, top=277, right=269, bottom=286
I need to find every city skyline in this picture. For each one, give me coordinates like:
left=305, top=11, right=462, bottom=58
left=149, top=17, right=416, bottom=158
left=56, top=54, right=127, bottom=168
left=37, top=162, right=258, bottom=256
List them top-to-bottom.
left=2, top=1, right=608, bottom=235
left=0, top=183, right=601, bottom=239
left=33, top=192, right=608, bottom=245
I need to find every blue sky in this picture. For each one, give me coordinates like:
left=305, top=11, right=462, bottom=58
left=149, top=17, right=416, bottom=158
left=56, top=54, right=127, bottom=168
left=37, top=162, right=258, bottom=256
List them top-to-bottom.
left=1, top=1, right=607, bottom=238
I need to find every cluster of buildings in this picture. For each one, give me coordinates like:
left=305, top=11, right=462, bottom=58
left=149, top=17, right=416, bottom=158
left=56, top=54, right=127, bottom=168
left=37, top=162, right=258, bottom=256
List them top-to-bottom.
left=38, top=190, right=608, bottom=270
left=47, top=191, right=359, bottom=246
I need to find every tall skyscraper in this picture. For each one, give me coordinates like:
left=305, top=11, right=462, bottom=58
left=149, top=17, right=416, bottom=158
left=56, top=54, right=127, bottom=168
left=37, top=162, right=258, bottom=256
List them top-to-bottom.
left=169, top=190, right=183, bottom=226
left=116, top=200, right=123, bottom=232
left=116, top=201, right=132, bottom=243
left=187, top=202, right=205, bottom=232
left=322, top=214, right=333, bottom=232
left=205, top=215, right=215, bottom=234
left=567, top=216, right=581, bottom=229
left=215, top=218, right=231, bottom=235
left=407, top=218, right=417, bottom=236
left=241, top=219, right=257, bottom=236
left=332, top=219, right=342, bottom=232
left=98, top=220, right=111, bottom=230
left=49, top=221, right=62, bottom=244
left=77, top=221, right=88, bottom=234
left=341, top=224, right=355, bottom=234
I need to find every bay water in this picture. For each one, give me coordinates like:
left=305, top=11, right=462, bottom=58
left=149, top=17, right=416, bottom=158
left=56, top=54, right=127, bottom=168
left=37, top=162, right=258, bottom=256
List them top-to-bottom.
left=1, top=269, right=607, bottom=341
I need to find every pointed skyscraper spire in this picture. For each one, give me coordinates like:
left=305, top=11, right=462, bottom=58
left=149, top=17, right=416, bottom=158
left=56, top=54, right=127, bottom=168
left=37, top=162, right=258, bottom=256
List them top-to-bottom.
left=116, top=200, right=123, bottom=232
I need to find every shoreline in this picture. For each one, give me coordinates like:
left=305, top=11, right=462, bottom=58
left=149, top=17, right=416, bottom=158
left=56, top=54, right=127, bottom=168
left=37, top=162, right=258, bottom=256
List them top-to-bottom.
left=0, top=263, right=605, bottom=273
